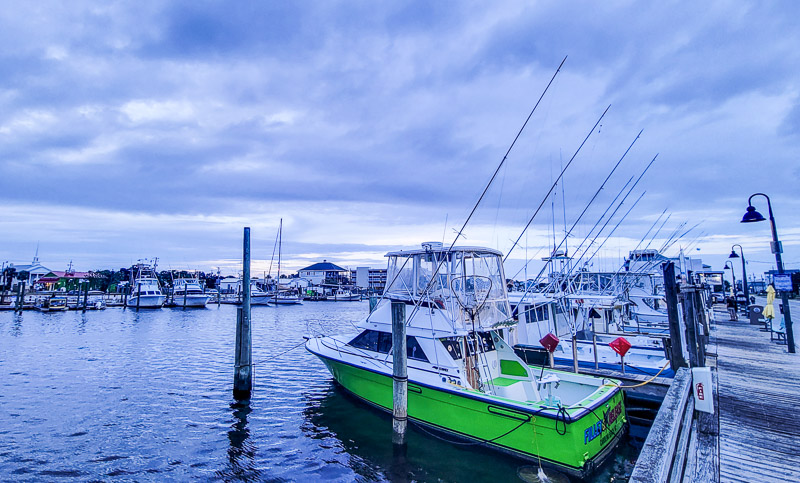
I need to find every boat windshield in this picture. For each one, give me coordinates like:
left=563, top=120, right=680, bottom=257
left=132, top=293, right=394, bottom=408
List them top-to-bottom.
left=383, top=247, right=511, bottom=330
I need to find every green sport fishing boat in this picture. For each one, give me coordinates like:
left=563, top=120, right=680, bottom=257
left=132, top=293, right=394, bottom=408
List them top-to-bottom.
left=306, top=242, right=626, bottom=478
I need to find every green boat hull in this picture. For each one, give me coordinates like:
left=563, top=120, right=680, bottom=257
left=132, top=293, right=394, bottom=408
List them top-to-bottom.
left=315, top=352, right=626, bottom=477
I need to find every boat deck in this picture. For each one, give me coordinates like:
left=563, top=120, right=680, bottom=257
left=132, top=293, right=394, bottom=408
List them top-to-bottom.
left=715, top=309, right=800, bottom=482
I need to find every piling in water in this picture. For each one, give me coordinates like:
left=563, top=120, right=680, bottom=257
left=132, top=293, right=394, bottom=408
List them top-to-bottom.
left=234, top=227, right=252, bottom=399
left=391, top=301, right=408, bottom=446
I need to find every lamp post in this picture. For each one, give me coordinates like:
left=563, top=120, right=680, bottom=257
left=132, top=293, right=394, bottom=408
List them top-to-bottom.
left=742, top=193, right=795, bottom=353
left=729, top=244, right=750, bottom=305
left=724, top=261, right=737, bottom=302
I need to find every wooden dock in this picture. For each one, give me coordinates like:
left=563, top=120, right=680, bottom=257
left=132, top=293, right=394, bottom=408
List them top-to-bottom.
left=632, top=306, right=800, bottom=482
left=715, top=310, right=800, bottom=482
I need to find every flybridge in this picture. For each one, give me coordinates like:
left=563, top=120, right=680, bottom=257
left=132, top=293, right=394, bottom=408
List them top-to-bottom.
left=378, top=243, right=512, bottom=331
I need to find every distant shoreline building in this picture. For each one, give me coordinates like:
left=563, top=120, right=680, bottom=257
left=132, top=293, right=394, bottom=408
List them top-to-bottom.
left=298, top=260, right=350, bottom=285
left=352, top=267, right=387, bottom=293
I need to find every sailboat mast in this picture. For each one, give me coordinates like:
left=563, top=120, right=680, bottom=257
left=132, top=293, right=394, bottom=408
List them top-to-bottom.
left=277, top=218, right=282, bottom=289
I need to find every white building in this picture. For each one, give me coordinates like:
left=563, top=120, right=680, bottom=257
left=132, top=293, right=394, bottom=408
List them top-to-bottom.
left=297, top=261, right=349, bottom=285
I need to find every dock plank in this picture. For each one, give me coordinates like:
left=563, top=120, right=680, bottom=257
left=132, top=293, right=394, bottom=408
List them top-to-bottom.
left=714, top=310, right=800, bottom=482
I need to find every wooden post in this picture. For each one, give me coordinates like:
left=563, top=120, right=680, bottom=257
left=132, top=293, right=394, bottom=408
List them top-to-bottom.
left=233, top=227, right=252, bottom=399
left=663, top=262, right=686, bottom=371
left=82, top=281, right=88, bottom=312
left=75, top=282, right=81, bottom=311
left=136, top=282, right=141, bottom=312
left=15, top=283, right=22, bottom=313
left=20, top=283, right=26, bottom=312
left=183, top=284, right=187, bottom=310
left=681, top=285, right=703, bottom=367
left=693, top=289, right=707, bottom=363
left=391, top=301, right=408, bottom=447
left=571, top=333, right=579, bottom=373
left=593, top=333, right=599, bottom=370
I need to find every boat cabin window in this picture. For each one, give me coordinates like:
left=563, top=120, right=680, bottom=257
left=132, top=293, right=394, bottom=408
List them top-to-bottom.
left=523, top=304, right=549, bottom=322
left=348, top=330, right=429, bottom=362
left=439, top=337, right=463, bottom=360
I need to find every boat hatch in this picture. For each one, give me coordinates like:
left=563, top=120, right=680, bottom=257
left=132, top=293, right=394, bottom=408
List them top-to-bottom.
left=348, top=329, right=429, bottom=362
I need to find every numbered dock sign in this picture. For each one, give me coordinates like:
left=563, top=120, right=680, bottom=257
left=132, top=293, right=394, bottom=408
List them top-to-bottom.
left=692, top=367, right=714, bottom=414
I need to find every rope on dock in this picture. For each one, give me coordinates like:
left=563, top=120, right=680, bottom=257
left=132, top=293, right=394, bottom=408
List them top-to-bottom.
left=602, top=361, right=671, bottom=389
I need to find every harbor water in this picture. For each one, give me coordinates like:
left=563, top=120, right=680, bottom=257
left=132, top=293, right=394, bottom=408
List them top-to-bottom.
left=1, top=302, right=641, bottom=481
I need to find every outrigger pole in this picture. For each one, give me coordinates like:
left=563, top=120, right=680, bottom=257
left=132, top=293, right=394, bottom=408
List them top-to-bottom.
left=404, top=56, right=568, bottom=323
left=504, top=104, right=611, bottom=263
left=507, top=129, right=643, bottom=282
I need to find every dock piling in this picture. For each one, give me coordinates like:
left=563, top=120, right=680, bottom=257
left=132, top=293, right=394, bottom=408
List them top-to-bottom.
left=233, top=227, right=252, bottom=400
left=663, top=262, right=686, bottom=371
left=82, top=281, right=88, bottom=312
left=136, top=282, right=141, bottom=312
left=391, top=301, right=408, bottom=447
left=571, top=333, right=579, bottom=373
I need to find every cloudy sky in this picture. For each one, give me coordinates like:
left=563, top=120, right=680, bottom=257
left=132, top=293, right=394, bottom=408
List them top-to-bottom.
left=1, top=1, right=799, bottom=280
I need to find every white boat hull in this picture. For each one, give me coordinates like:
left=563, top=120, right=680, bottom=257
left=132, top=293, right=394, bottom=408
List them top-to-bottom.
left=127, top=295, right=166, bottom=308
left=172, top=295, right=210, bottom=307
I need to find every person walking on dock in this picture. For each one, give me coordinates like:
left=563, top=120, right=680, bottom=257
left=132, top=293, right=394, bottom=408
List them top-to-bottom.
left=726, top=296, right=738, bottom=321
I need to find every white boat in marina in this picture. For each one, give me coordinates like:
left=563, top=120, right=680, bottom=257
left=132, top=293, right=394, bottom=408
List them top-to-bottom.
left=305, top=243, right=627, bottom=478
left=127, top=262, right=166, bottom=308
left=172, top=277, right=211, bottom=307
left=249, top=282, right=273, bottom=305
left=326, top=288, right=361, bottom=301
left=269, top=290, right=302, bottom=305
left=627, top=291, right=670, bottom=333
left=511, top=292, right=673, bottom=377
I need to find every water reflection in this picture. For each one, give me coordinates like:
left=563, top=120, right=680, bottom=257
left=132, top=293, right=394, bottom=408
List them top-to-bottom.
left=302, top=383, right=524, bottom=482
left=215, top=399, right=261, bottom=482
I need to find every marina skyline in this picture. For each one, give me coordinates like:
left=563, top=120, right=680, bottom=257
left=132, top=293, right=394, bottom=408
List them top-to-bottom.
left=2, top=1, right=799, bottom=276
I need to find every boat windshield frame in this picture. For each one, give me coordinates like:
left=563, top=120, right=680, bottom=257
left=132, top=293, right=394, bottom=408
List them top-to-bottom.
left=382, top=246, right=511, bottom=329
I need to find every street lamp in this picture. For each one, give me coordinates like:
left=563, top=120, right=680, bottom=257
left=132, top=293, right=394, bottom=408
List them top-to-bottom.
left=742, top=193, right=795, bottom=353
left=729, top=244, right=750, bottom=305
left=723, top=261, right=737, bottom=300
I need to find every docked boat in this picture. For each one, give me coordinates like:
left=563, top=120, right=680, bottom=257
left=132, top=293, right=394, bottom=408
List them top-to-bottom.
left=306, top=244, right=626, bottom=478
left=126, top=262, right=166, bottom=308
left=172, top=277, right=211, bottom=307
left=326, top=288, right=361, bottom=301
left=269, top=290, right=303, bottom=305
left=627, top=291, right=670, bottom=334
left=512, top=293, right=672, bottom=377
left=35, top=295, right=68, bottom=312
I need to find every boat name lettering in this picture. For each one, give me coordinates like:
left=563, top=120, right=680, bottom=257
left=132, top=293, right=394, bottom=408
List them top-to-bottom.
left=584, top=401, right=622, bottom=445
left=603, top=401, right=622, bottom=427
left=584, top=421, right=603, bottom=445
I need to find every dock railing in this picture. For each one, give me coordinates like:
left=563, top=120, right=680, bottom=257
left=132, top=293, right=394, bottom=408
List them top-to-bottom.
left=630, top=367, right=719, bottom=482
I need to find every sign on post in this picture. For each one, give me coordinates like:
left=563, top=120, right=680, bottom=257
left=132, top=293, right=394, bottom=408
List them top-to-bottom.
left=774, top=274, right=793, bottom=292
left=692, top=367, right=714, bottom=414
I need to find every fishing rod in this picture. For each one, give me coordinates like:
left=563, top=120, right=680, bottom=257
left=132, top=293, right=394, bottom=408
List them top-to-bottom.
left=403, top=56, right=568, bottom=326
left=505, top=104, right=611, bottom=263
left=507, top=130, right=642, bottom=282
left=536, top=153, right=657, bottom=294
left=568, top=154, right=658, bottom=270
left=515, top=174, right=635, bottom=302
left=575, top=190, right=648, bottom=282
left=595, top=209, right=668, bottom=296
left=641, top=213, right=672, bottom=253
